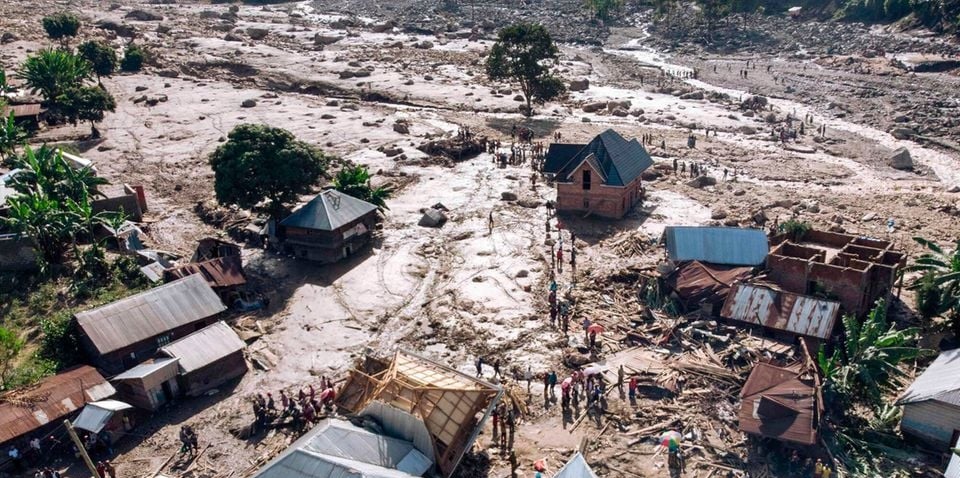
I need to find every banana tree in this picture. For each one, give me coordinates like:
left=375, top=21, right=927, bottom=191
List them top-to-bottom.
left=333, top=164, right=393, bottom=211
left=905, top=237, right=960, bottom=335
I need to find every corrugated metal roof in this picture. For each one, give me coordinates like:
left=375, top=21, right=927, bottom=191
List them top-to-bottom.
left=1, top=103, right=41, bottom=118
left=555, top=129, right=653, bottom=187
left=542, top=143, right=585, bottom=175
left=280, top=189, right=378, bottom=231
left=664, top=226, right=769, bottom=266
left=163, top=255, right=246, bottom=289
left=665, top=261, right=754, bottom=304
left=75, top=274, right=227, bottom=355
left=721, top=283, right=841, bottom=339
left=160, top=321, right=246, bottom=374
left=897, top=348, right=960, bottom=407
left=112, top=358, right=180, bottom=381
left=739, top=363, right=820, bottom=446
left=0, top=366, right=114, bottom=444
left=72, top=400, right=132, bottom=433
left=254, top=418, right=431, bottom=478
left=555, top=452, right=598, bottom=478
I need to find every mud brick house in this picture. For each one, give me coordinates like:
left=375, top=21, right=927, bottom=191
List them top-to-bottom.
left=542, top=129, right=653, bottom=219
left=91, top=183, right=148, bottom=222
left=276, top=189, right=379, bottom=263
left=766, top=230, right=906, bottom=318
left=75, top=274, right=227, bottom=374
left=159, top=321, right=247, bottom=397
left=897, top=348, right=960, bottom=450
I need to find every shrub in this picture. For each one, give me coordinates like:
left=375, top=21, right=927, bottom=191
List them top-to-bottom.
left=120, top=44, right=145, bottom=72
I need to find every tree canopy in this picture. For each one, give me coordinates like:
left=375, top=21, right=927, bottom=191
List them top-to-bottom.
left=42, top=13, right=81, bottom=44
left=486, top=23, right=565, bottom=116
left=78, top=40, right=118, bottom=82
left=120, top=44, right=146, bottom=72
left=19, top=49, right=92, bottom=104
left=57, top=85, right=116, bottom=138
left=209, top=124, right=328, bottom=218
left=333, top=164, right=393, bottom=211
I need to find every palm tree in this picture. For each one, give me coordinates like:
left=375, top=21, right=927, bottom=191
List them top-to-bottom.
left=18, top=49, right=91, bottom=105
left=332, top=164, right=393, bottom=211
left=905, top=237, right=960, bottom=335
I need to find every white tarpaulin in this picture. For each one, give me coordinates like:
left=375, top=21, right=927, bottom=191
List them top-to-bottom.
left=73, top=400, right=133, bottom=433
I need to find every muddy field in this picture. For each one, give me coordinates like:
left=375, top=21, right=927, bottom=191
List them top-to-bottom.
left=2, top=0, right=960, bottom=477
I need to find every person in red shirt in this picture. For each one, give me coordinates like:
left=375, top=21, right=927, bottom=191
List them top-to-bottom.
left=628, top=376, right=638, bottom=401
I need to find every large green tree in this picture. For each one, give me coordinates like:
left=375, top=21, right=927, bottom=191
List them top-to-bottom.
left=42, top=13, right=81, bottom=47
left=486, top=23, right=565, bottom=116
left=78, top=41, right=118, bottom=83
left=18, top=49, right=92, bottom=105
left=57, top=85, right=116, bottom=138
left=209, top=124, right=328, bottom=219
left=333, top=164, right=393, bottom=211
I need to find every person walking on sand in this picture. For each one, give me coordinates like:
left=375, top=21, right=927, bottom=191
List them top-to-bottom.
left=488, top=211, right=494, bottom=235
left=475, top=356, right=484, bottom=378
left=493, top=358, right=502, bottom=378
left=617, top=365, right=625, bottom=393
left=525, top=366, right=533, bottom=394
left=548, top=370, right=558, bottom=398
left=628, top=375, right=638, bottom=401
left=491, top=405, right=500, bottom=446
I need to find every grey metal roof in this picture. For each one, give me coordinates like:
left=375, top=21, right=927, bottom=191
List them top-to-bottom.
left=555, top=129, right=653, bottom=187
left=543, top=143, right=585, bottom=175
left=280, top=189, right=378, bottom=231
left=664, top=226, right=769, bottom=266
left=75, top=274, right=227, bottom=355
left=721, top=283, right=840, bottom=339
left=160, top=321, right=246, bottom=374
left=897, top=348, right=960, bottom=407
left=112, top=357, right=180, bottom=381
left=73, top=400, right=132, bottom=433
left=254, top=418, right=432, bottom=478
left=555, top=452, right=598, bottom=478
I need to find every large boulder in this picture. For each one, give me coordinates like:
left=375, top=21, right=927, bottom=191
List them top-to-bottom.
left=125, top=9, right=163, bottom=21
left=246, top=27, right=269, bottom=40
left=314, top=34, right=343, bottom=46
left=569, top=78, right=589, bottom=92
left=680, top=91, right=705, bottom=100
left=582, top=102, right=606, bottom=113
left=890, top=127, right=915, bottom=140
left=888, top=147, right=913, bottom=170
left=686, top=175, right=717, bottom=188
left=501, top=191, right=518, bottom=201
left=418, top=208, right=447, bottom=228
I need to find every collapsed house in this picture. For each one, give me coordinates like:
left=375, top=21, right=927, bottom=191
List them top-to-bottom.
left=542, top=129, right=653, bottom=219
left=91, top=183, right=148, bottom=222
left=275, top=189, right=379, bottom=264
left=766, top=230, right=905, bottom=317
left=192, top=237, right=242, bottom=262
left=163, top=254, right=246, bottom=304
left=663, top=260, right=754, bottom=314
left=75, top=274, right=227, bottom=374
left=721, top=282, right=841, bottom=342
left=158, top=321, right=248, bottom=397
left=896, top=348, right=960, bottom=450
left=336, top=350, right=502, bottom=477
left=738, top=361, right=822, bottom=447
left=0, top=366, right=115, bottom=448
left=253, top=415, right=434, bottom=478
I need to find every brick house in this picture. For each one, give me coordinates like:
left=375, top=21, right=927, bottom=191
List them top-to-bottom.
left=543, top=129, right=653, bottom=219
left=276, top=189, right=380, bottom=264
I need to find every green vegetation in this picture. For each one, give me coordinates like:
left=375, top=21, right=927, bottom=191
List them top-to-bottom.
left=585, top=0, right=623, bottom=20
left=42, top=12, right=81, bottom=46
left=486, top=23, right=565, bottom=116
left=78, top=40, right=118, bottom=82
left=120, top=44, right=146, bottom=72
left=19, top=48, right=92, bottom=105
left=0, top=70, right=12, bottom=95
left=56, top=85, right=117, bottom=138
left=0, top=111, right=27, bottom=163
left=209, top=124, right=328, bottom=219
left=333, top=164, right=393, bottom=211
left=780, top=218, right=811, bottom=242
left=906, top=237, right=960, bottom=335
left=0, top=327, right=25, bottom=390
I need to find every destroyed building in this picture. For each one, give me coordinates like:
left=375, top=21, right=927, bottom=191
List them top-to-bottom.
left=543, top=129, right=653, bottom=219
left=276, top=189, right=380, bottom=264
left=766, top=230, right=905, bottom=317
left=164, top=254, right=247, bottom=303
left=75, top=274, right=227, bottom=374
left=721, top=282, right=841, bottom=342
left=336, top=350, right=502, bottom=477
left=111, top=357, right=181, bottom=411
left=738, top=361, right=822, bottom=447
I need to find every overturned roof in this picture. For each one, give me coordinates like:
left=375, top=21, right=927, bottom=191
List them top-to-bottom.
left=554, top=129, right=653, bottom=186
left=542, top=143, right=586, bottom=175
left=281, top=189, right=378, bottom=231
left=664, top=226, right=769, bottom=266
left=164, top=255, right=246, bottom=289
left=665, top=260, right=753, bottom=305
left=75, top=274, right=226, bottom=355
left=721, top=283, right=841, bottom=340
left=160, top=321, right=246, bottom=374
left=897, top=348, right=960, bottom=407
left=337, top=350, right=501, bottom=478
left=739, top=362, right=821, bottom=446
left=0, top=366, right=115, bottom=445
left=254, top=418, right=432, bottom=478
left=555, top=452, right=599, bottom=478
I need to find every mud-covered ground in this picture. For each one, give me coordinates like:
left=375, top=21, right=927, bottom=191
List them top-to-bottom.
left=1, top=0, right=959, bottom=477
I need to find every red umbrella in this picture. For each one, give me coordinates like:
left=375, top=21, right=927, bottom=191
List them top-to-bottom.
left=587, top=323, right=605, bottom=334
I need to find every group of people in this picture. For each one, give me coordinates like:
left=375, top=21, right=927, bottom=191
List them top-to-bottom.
left=251, top=379, right=339, bottom=435
left=489, top=401, right=519, bottom=452
left=178, top=425, right=199, bottom=456
left=94, top=460, right=117, bottom=478
left=32, top=467, right=63, bottom=478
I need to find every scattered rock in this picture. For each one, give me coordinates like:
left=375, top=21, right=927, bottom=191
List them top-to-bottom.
left=125, top=9, right=163, bottom=21
left=96, top=20, right=137, bottom=37
left=246, top=28, right=269, bottom=40
left=1, top=32, right=18, bottom=44
left=224, top=33, right=243, bottom=42
left=314, top=34, right=343, bottom=46
left=414, top=40, right=434, bottom=49
left=157, top=69, right=179, bottom=78
left=339, top=70, right=355, bottom=79
left=569, top=78, right=589, bottom=91
left=135, top=86, right=148, bottom=92
left=680, top=91, right=704, bottom=100
left=513, top=95, right=524, bottom=102
left=241, top=99, right=257, bottom=108
left=582, top=102, right=606, bottom=113
left=611, top=108, right=629, bottom=117
left=320, top=114, right=336, bottom=119
left=393, top=122, right=410, bottom=134
left=737, top=125, right=757, bottom=135
left=889, top=127, right=915, bottom=140
left=381, top=146, right=403, bottom=157
left=888, top=147, right=913, bottom=170
left=686, top=176, right=717, bottom=188
left=947, top=185, right=960, bottom=193
left=733, top=189, right=746, bottom=196
left=501, top=191, right=518, bottom=201
left=516, top=199, right=541, bottom=209
left=418, top=208, right=447, bottom=228
left=711, top=210, right=728, bottom=220
left=862, top=212, right=877, bottom=222
left=515, top=269, right=529, bottom=278
left=563, top=351, right=591, bottom=368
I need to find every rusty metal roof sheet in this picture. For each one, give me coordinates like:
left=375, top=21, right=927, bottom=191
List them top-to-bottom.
left=1, top=103, right=41, bottom=118
left=664, top=226, right=769, bottom=266
left=163, top=255, right=246, bottom=289
left=666, top=261, right=754, bottom=304
left=75, top=274, right=227, bottom=355
left=721, top=283, right=840, bottom=339
left=160, top=321, right=246, bottom=374
left=897, top=348, right=960, bottom=407
left=738, top=362, right=820, bottom=446
left=0, top=366, right=114, bottom=445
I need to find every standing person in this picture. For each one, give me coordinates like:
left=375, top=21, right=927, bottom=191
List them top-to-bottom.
left=488, top=211, right=494, bottom=235
left=556, top=247, right=563, bottom=273
left=549, top=303, right=558, bottom=327
left=582, top=318, right=591, bottom=344
left=475, top=356, right=484, bottom=378
left=493, top=358, right=502, bottom=379
left=617, top=365, right=625, bottom=393
left=525, top=366, right=533, bottom=394
left=548, top=370, right=557, bottom=399
left=542, top=373, right=550, bottom=404
left=628, top=375, right=638, bottom=401
left=280, top=390, right=289, bottom=411
left=491, top=405, right=500, bottom=446
left=499, top=406, right=508, bottom=450
left=506, top=408, right=516, bottom=450
left=7, top=445, right=21, bottom=472
left=667, top=448, right=685, bottom=478
left=814, top=459, right=824, bottom=478
left=96, top=462, right=106, bottom=478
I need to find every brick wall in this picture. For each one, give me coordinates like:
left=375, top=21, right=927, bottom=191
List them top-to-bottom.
left=555, top=161, right=643, bottom=219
